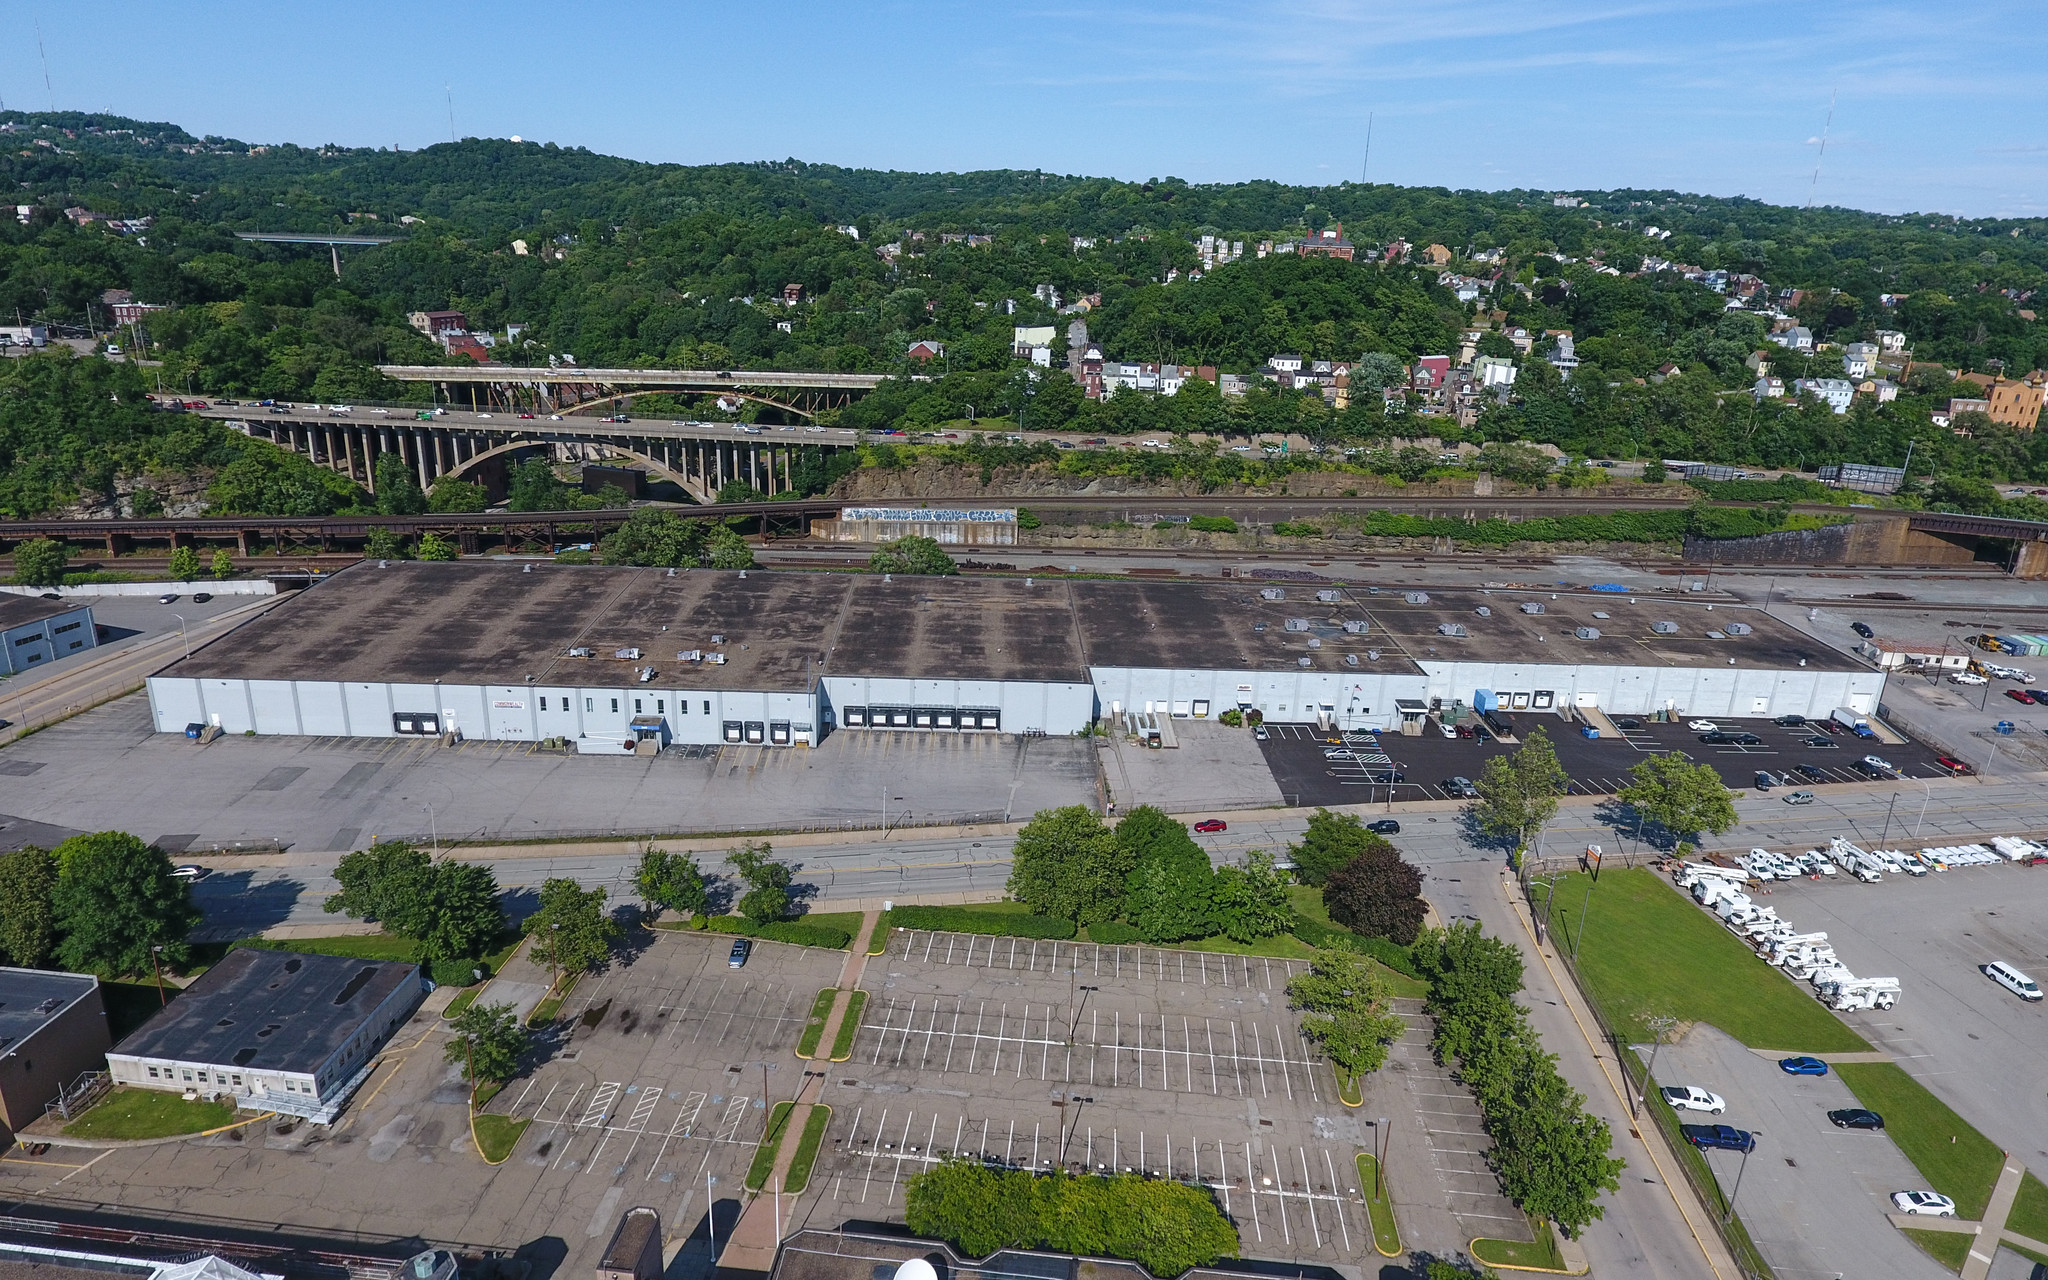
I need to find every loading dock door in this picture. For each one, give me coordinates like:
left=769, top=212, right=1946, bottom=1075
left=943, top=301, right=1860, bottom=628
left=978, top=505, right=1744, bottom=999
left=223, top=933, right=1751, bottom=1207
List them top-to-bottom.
left=844, top=706, right=867, bottom=727
left=393, top=712, right=440, bottom=736
left=722, top=720, right=744, bottom=743
left=744, top=721, right=765, bottom=744
left=769, top=721, right=791, bottom=745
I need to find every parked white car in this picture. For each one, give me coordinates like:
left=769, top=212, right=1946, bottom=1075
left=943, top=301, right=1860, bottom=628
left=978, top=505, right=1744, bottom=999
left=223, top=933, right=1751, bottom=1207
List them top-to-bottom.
left=1950, top=672, right=1988, bottom=686
left=1687, top=720, right=1718, bottom=732
left=1983, top=962, right=2043, bottom=1002
left=1659, top=1086, right=1726, bottom=1114
left=1891, top=1191, right=1957, bottom=1217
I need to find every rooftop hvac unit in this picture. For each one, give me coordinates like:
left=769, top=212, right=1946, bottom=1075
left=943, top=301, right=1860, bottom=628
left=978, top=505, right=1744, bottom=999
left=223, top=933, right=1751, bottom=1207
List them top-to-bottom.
left=1261, top=587, right=1286, bottom=601
left=1316, top=589, right=1341, bottom=603
left=1405, top=591, right=1430, bottom=604
left=1520, top=602, right=1545, bottom=614
left=1475, top=606, right=1492, bottom=617
left=1591, top=611, right=1610, bottom=619
left=1284, top=618, right=1311, bottom=632
left=1343, top=619, right=1370, bottom=633
left=1652, top=621, right=1680, bottom=634
left=1725, top=622, right=1754, bottom=635
left=1437, top=623, right=1467, bottom=637
left=1575, top=627, right=1602, bottom=640
left=710, top=633, right=725, bottom=644
left=1307, top=638, right=1323, bottom=649
left=566, top=646, right=593, bottom=658
left=614, top=647, right=642, bottom=660
left=677, top=649, right=703, bottom=662
left=1367, top=649, right=1382, bottom=661
left=707, top=653, right=728, bottom=664
left=1344, top=653, right=1360, bottom=667
left=637, top=667, right=656, bottom=683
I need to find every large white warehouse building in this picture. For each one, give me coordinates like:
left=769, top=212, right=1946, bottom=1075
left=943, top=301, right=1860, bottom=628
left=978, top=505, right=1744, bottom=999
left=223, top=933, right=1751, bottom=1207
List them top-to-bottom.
left=145, top=562, right=1881, bottom=747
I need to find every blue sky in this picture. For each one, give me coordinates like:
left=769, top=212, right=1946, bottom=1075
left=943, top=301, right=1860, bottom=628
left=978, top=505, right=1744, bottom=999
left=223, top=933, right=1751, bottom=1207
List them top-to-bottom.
left=7, top=1, right=2044, bottom=217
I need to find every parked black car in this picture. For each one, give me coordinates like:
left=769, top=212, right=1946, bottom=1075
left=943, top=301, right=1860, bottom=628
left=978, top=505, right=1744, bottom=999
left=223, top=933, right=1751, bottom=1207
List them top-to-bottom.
left=1828, top=1108, right=1885, bottom=1131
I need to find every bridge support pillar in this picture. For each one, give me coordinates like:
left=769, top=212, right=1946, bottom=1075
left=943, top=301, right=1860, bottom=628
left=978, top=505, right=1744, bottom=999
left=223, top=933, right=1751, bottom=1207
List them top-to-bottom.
left=415, top=429, right=432, bottom=493
left=238, top=529, right=258, bottom=557
left=105, top=531, right=128, bottom=557
left=2016, top=541, right=2048, bottom=580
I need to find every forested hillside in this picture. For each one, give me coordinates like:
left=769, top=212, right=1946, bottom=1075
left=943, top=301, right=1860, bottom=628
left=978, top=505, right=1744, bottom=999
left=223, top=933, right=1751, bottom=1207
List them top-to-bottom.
left=1, top=108, right=2045, bottom=519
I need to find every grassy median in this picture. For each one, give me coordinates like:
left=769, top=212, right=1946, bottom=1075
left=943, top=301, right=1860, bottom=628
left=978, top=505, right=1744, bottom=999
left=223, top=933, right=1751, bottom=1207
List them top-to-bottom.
left=796, top=988, right=838, bottom=1058
left=830, top=991, right=868, bottom=1061
left=1835, top=1062, right=2005, bottom=1220
left=62, top=1089, right=236, bottom=1140
left=472, top=1113, right=530, bottom=1164
left=1354, top=1153, right=1401, bottom=1256
left=1471, top=1218, right=1565, bottom=1272
left=1900, top=1228, right=1973, bottom=1272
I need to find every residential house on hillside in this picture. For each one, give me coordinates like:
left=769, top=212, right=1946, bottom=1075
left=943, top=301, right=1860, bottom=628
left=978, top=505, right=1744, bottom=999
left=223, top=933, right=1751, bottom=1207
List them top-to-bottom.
left=1296, top=224, right=1356, bottom=261
left=1422, top=244, right=1453, bottom=266
left=408, top=310, right=467, bottom=338
left=1013, top=325, right=1056, bottom=367
left=1769, top=325, right=1814, bottom=353
left=1546, top=333, right=1579, bottom=378
left=906, top=339, right=946, bottom=362
left=1842, top=342, right=1878, bottom=378
left=1475, top=355, right=1517, bottom=389
left=1753, top=376, right=1786, bottom=401
left=1794, top=377, right=1855, bottom=414
left=1935, top=397, right=1990, bottom=430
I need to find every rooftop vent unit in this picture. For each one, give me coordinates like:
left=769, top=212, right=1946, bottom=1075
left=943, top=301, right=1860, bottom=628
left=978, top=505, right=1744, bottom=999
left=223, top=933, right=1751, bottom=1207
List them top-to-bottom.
left=1261, top=587, right=1286, bottom=601
left=1316, top=589, right=1341, bottom=603
left=1405, top=591, right=1430, bottom=605
left=1520, top=602, right=1545, bottom=614
left=1475, top=606, right=1492, bottom=618
left=1591, top=611, right=1610, bottom=619
left=1284, top=618, right=1311, bottom=632
left=1343, top=619, right=1370, bottom=634
left=1651, top=620, right=1680, bottom=634
left=1253, top=622, right=1267, bottom=633
left=1725, top=622, right=1754, bottom=636
left=1437, top=623, right=1468, bottom=637
left=1575, top=626, right=1602, bottom=640
left=1706, top=630, right=1727, bottom=639
left=710, top=634, right=725, bottom=644
left=1307, top=638, right=1323, bottom=649
left=566, top=646, right=594, bottom=658
left=614, top=647, right=642, bottom=660
left=1367, top=649, right=1382, bottom=661
left=677, top=650, right=703, bottom=662
left=707, top=653, right=728, bottom=665
left=1344, top=653, right=1360, bottom=667
left=1297, top=656, right=1313, bottom=667
left=637, top=667, right=656, bottom=683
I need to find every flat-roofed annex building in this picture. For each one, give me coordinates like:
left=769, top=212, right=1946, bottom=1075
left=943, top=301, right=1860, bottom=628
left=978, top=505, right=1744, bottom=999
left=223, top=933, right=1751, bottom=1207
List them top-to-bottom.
left=144, top=564, right=1882, bottom=746
left=0, top=594, right=98, bottom=675
left=105, top=949, right=427, bottom=1124
left=0, top=967, right=110, bottom=1141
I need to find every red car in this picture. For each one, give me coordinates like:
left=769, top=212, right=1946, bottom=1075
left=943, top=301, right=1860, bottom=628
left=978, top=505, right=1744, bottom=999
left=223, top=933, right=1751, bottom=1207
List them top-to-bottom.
left=2006, top=689, right=2034, bottom=704
left=1934, top=755, right=1973, bottom=775
left=1193, top=819, right=1228, bottom=834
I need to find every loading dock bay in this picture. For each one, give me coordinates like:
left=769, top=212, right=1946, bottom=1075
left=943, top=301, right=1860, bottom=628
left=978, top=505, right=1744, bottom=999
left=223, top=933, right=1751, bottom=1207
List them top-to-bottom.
left=1256, top=717, right=1956, bottom=810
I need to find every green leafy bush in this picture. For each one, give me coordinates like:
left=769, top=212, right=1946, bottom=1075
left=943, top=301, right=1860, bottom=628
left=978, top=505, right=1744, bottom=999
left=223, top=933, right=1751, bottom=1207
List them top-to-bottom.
left=1186, top=515, right=1238, bottom=533
left=886, top=905, right=1076, bottom=939
left=1288, top=913, right=1421, bottom=977
left=689, top=914, right=852, bottom=949
left=1088, top=920, right=1144, bottom=944
left=906, top=1160, right=1238, bottom=1276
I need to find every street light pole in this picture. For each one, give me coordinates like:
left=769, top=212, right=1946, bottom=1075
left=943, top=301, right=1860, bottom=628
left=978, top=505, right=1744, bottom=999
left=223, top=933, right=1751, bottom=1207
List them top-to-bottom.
left=171, top=613, right=190, bottom=661
left=1878, top=792, right=1899, bottom=849
left=424, top=802, right=439, bottom=856
left=1572, top=873, right=1595, bottom=959
left=150, top=944, right=167, bottom=1006
left=1636, top=1015, right=1678, bottom=1118
left=1723, top=1139, right=1755, bottom=1225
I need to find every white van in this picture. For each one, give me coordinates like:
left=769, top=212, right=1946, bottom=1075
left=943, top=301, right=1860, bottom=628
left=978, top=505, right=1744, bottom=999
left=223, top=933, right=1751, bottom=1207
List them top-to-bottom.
left=1983, top=962, right=2042, bottom=1002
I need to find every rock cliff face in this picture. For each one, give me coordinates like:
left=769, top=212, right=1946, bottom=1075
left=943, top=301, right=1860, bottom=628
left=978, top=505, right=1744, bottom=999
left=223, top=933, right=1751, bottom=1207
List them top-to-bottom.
left=55, top=472, right=212, bottom=519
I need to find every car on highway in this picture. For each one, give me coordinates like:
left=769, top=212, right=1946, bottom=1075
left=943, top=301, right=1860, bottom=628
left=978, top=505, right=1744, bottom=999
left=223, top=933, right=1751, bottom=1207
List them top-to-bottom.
left=519, top=412, right=536, bottom=419
left=191, top=592, right=212, bottom=603
left=158, top=593, right=178, bottom=604
left=1851, top=621, right=1875, bottom=638
left=1950, top=672, right=1989, bottom=686
left=1773, top=714, right=1807, bottom=727
left=1687, top=720, right=1718, bottom=732
left=1934, top=755, right=1973, bottom=775
left=1793, top=764, right=1827, bottom=781
left=1442, top=776, right=1480, bottom=798
left=1784, top=790, right=1815, bottom=805
left=1193, top=819, right=1227, bottom=834
left=1366, top=819, right=1401, bottom=835
left=170, top=865, right=209, bottom=881
left=728, top=939, right=751, bottom=968
left=1779, top=1055, right=1829, bottom=1076
left=1659, top=1086, right=1726, bottom=1114
left=1828, top=1108, right=1885, bottom=1130
left=1680, top=1123, right=1755, bottom=1152
left=1891, top=1191, right=1956, bottom=1218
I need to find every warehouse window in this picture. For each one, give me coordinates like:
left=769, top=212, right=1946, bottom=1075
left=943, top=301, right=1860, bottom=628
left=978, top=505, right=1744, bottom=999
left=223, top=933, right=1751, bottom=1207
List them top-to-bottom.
left=53, top=621, right=81, bottom=634
left=12, top=635, right=34, bottom=646
left=539, top=697, right=548, bottom=711
left=585, top=698, right=594, bottom=713
left=610, top=698, right=619, bottom=713
left=634, top=699, right=642, bottom=714
left=657, top=700, right=665, bottom=714
left=678, top=700, right=688, bottom=714
left=703, top=700, right=711, bottom=714
left=148, top=1066, right=160, bottom=1078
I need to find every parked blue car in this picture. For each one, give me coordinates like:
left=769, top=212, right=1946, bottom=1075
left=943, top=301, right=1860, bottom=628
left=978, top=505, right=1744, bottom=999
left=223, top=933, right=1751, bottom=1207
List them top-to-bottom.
left=1779, top=1056, right=1829, bottom=1076
left=1681, top=1123, right=1757, bottom=1153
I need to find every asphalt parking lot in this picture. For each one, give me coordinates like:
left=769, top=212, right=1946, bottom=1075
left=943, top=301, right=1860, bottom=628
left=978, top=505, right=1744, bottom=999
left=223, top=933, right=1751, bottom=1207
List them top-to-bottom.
left=1257, top=715, right=1957, bottom=809
left=1747, top=861, right=2048, bottom=1184
left=1650, top=1026, right=1948, bottom=1280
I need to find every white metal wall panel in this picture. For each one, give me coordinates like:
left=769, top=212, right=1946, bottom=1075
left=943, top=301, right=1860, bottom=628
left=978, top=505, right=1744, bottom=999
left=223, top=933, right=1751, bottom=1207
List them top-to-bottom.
left=295, top=683, right=350, bottom=737
left=342, top=683, right=391, bottom=735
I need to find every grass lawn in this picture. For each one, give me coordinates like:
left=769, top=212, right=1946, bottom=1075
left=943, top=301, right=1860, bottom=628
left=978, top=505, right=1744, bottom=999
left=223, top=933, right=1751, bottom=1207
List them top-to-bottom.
left=1551, top=868, right=1868, bottom=1051
left=1288, top=886, right=1427, bottom=997
left=1147, top=931, right=1317, bottom=959
left=243, top=932, right=418, bottom=962
left=526, top=974, right=579, bottom=1027
left=796, top=988, right=838, bottom=1058
left=443, top=989, right=479, bottom=1020
left=830, top=991, right=868, bottom=1061
left=1836, top=1062, right=2005, bottom=1220
left=1336, top=1073, right=1364, bottom=1107
left=62, top=1088, right=236, bottom=1140
left=747, top=1102, right=799, bottom=1191
left=784, top=1104, right=831, bottom=1194
left=472, top=1113, right=530, bottom=1164
left=1354, top=1153, right=1401, bottom=1256
left=2007, top=1172, right=2048, bottom=1246
left=1470, top=1219, right=1564, bottom=1271
left=1899, top=1228, right=1972, bottom=1273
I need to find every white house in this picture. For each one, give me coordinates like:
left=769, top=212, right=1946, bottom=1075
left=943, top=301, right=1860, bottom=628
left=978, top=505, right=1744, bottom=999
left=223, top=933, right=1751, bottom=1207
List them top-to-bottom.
left=1794, top=378, right=1855, bottom=414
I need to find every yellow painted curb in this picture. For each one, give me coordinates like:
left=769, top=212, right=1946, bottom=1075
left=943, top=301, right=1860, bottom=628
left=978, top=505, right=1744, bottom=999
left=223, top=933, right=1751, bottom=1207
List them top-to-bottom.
left=1336, top=1070, right=1364, bottom=1108
left=200, top=1111, right=277, bottom=1138
left=1355, top=1152, right=1402, bottom=1257
left=1468, top=1233, right=1587, bottom=1275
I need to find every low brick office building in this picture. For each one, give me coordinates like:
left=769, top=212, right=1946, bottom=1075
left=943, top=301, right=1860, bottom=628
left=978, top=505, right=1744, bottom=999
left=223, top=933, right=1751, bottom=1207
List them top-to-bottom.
left=0, top=967, right=111, bottom=1141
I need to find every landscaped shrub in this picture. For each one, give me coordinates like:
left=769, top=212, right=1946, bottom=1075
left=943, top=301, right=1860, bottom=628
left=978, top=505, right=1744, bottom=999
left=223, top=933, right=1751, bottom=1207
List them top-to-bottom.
left=886, top=905, right=1077, bottom=939
left=688, top=914, right=853, bottom=949
left=1288, top=914, right=1421, bottom=977
left=1087, top=920, right=1143, bottom=944
left=906, top=1160, right=1238, bottom=1276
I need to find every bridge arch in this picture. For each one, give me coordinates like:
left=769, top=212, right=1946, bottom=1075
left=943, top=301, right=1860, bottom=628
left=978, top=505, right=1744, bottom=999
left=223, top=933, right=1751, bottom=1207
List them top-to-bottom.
left=560, top=387, right=819, bottom=420
left=444, top=438, right=714, bottom=504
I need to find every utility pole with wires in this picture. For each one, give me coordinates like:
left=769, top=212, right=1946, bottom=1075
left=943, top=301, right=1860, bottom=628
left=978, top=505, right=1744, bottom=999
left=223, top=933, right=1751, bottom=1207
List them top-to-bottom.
left=1361, top=113, right=1373, bottom=185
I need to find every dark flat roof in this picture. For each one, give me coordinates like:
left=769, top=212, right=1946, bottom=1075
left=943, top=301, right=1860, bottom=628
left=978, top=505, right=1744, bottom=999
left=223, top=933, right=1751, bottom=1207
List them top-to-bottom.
left=157, top=565, right=1857, bottom=690
left=0, top=595, right=88, bottom=630
left=110, top=949, right=417, bottom=1074
left=0, top=968, right=99, bottom=1055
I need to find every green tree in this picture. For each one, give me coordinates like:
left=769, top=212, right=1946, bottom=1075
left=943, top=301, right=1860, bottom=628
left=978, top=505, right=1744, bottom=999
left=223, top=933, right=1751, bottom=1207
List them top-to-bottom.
left=373, top=453, right=428, bottom=514
left=507, top=458, right=578, bottom=511
left=427, top=475, right=489, bottom=512
left=599, top=507, right=708, bottom=567
left=705, top=526, right=755, bottom=569
left=365, top=527, right=410, bottom=560
left=415, top=531, right=458, bottom=561
left=869, top=534, right=958, bottom=576
left=12, top=538, right=69, bottom=586
left=167, top=545, right=201, bottom=580
left=209, top=547, right=235, bottom=579
left=1473, top=726, right=1569, bottom=859
left=1616, top=753, right=1738, bottom=845
left=1006, top=806, right=1124, bottom=924
left=1115, top=806, right=1220, bottom=943
left=1288, top=808, right=1395, bottom=886
left=49, top=832, right=201, bottom=975
left=726, top=840, right=795, bottom=922
left=325, top=842, right=503, bottom=962
left=326, top=842, right=433, bottom=924
left=0, top=845, right=58, bottom=967
left=1322, top=845, right=1428, bottom=944
left=635, top=849, right=708, bottom=917
left=1208, top=850, right=1293, bottom=943
left=525, top=878, right=620, bottom=975
left=1411, top=921, right=1527, bottom=1060
left=1286, top=948, right=1404, bottom=1077
left=445, top=1000, right=526, bottom=1085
